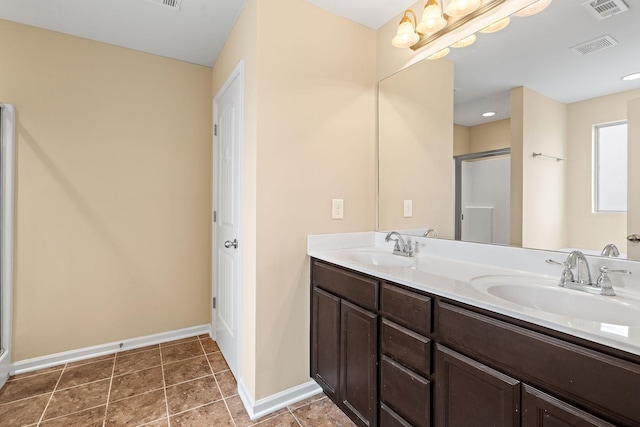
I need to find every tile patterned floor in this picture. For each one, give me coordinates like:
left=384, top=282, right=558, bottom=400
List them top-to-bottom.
left=0, top=335, right=355, bottom=427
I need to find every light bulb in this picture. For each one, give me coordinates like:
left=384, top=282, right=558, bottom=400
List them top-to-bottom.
left=417, top=0, right=447, bottom=35
left=445, top=0, right=481, bottom=17
left=514, top=0, right=552, bottom=17
left=392, top=11, right=420, bottom=48
left=479, top=17, right=510, bottom=34
left=451, top=34, right=476, bottom=48
left=428, top=48, right=450, bottom=59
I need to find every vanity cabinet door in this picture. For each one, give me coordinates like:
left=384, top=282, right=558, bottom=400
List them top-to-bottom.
left=311, top=288, right=341, bottom=401
left=341, top=300, right=378, bottom=427
left=435, top=344, right=520, bottom=427
left=522, top=385, right=616, bottom=427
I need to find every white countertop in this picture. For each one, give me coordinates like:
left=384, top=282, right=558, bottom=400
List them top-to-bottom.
left=308, top=232, right=640, bottom=357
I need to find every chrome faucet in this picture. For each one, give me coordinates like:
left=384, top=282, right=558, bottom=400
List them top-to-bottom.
left=423, top=228, right=438, bottom=238
left=385, top=231, right=416, bottom=257
left=601, top=243, right=620, bottom=258
left=546, top=250, right=632, bottom=296
left=566, top=250, right=592, bottom=285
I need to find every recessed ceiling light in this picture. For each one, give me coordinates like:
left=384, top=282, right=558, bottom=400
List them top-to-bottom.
left=622, top=72, right=640, bottom=81
left=482, top=111, right=497, bottom=117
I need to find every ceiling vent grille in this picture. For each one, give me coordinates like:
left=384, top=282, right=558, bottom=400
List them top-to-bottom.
left=145, top=0, right=182, bottom=11
left=582, top=0, right=629, bottom=20
left=571, top=35, right=618, bottom=56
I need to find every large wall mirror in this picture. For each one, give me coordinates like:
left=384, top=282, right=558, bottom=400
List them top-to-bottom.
left=378, top=0, right=640, bottom=260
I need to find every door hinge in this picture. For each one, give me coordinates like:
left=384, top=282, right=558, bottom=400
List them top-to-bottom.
left=214, top=124, right=218, bottom=136
left=213, top=210, right=217, bottom=222
left=212, top=297, right=216, bottom=309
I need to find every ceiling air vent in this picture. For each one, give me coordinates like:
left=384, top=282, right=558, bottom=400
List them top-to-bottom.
left=145, top=0, right=182, bottom=11
left=582, top=0, right=629, bottom=20
left=571, top=35, right=618, bottom=56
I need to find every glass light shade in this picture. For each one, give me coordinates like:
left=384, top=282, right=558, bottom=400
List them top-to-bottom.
left=445, top=0, right=481, bottom=17
left=514, top=0, right=552, bottom=17
left=417, top=1, right=447, bottom=35
left=479, top=17, right=510, bottom=33
left=392, top=20, right=420, bottom=48
left=451, top=34, right=476, bottom=48
left=428, top=48, right=450, bottom=59
left=622, top=72, right=640, bottom=81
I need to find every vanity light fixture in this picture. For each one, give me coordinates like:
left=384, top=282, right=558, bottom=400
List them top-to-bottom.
left=392, top=0, right=549, bottom=52
left=417, top=0, right=447, bottom=35
left=446, top=0, right=481, bottom=17
left=514, top=0, right=552, bottom=17
left=392, top=10, right=421, bottom=48
left=479, top=16, right=510, bottom=33
left=451, top=34, right=477, bottom=48
left=428, top=48, right=451, bottom=59
left=622, top=72, right=640, bottom=81
left=482, top=111, right=497, bottom=117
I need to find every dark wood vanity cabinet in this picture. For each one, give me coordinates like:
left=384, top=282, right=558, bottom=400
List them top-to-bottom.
left=310, top=258, right=640, bottom=427
left=311, top=260, right=378, bottom=427
left=379, top=283, right=432, bottom=427
left=435, top=344, right=520, bottom=427
left=521, top=385, right=617, bottom=427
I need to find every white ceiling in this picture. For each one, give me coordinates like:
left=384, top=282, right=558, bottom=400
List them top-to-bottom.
left=0, top=0, right=247, bottom=67
left=1, top=0, right=639, bottom=127
left=304, top=0, right=416, bottom=29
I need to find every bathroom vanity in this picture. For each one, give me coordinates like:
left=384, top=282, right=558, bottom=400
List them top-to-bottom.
left=308, top=233, right=640, bottom=427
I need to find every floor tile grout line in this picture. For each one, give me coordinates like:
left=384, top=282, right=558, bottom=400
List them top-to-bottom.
left=201, top=338, right=237, bottom=427
left=159, top=341, right=172, bottom=427
left=102, top=351, right=119, bottom=427
left=35, top=363, right=67, bottom=426
left=34, top=402, right=107, bottom=424
left=288, top=408, right=304, bottom=427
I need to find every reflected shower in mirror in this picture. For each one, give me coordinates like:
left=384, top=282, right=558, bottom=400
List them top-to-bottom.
left=378, top=0, right=640, bottom=260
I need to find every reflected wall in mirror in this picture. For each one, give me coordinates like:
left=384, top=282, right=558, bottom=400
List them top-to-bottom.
left=377, top=0, right=640, bottom=260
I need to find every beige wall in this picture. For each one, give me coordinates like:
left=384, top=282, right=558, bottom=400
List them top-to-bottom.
left=210, top=0, right=259, bottom=397
left=212, top=0, right=376, bottom=401
left=0, top=19, right=213, bottom=361
left=378, top=59, right=454, bottom=236
left=512, top=87, right=567, bottom=251
left=566, top=89, right=640, bottom=252
left=454, top=119, right=510, bottom=156
left=469, top=119, right=510, bottom=153
left=453, top=124, right=470, bottom=156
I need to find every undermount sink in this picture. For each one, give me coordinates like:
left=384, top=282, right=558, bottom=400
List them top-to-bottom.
left=348, top=251, right=415, bottom=268
left=470, top=275, right=640, bottom=327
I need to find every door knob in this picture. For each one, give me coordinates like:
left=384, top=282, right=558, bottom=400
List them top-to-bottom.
left=628, top=234, right=640, bottom=243
left=224, top=239, right=238, bottom=249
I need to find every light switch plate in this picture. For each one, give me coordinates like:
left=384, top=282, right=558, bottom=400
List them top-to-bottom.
left=332, top=199, right=344, bottom=220
left=404, top=200, right=413, bottom=218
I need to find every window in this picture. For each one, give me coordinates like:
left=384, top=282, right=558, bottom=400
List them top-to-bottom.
left=594, top=121, right=627, bottom=212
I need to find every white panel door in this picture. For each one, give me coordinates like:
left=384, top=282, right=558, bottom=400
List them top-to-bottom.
left=214, top=65, right=242, bottom=379
left=628, top=98, right=640, bottom=259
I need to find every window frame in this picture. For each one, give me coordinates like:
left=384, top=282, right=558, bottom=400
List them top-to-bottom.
left=593, top=120, right=628, bottom=213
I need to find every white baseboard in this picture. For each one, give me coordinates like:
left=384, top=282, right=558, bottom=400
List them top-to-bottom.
left=11, top=324, right=211, bottom=375
left=238, top=378, right=322, bottom=420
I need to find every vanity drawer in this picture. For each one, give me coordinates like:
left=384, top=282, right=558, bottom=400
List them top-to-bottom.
left=312, top=260, right=379, bottom=311
left=380, top=283, right=431, bottom=336
left=437, top=301, right=640, bottom=425
left=381, top=319, right=431, bottom=377
left=380, top=355, right=431, bottom=427
left=380, top=403, right=413, bottom=427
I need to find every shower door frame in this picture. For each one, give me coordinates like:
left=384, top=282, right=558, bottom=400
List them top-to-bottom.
left=0, top=103, right=15, bottom=388
left=454, top=148, right=510, bottom=241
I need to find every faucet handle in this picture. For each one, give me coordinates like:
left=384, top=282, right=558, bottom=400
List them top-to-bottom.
left=546, top=259, right=574, bottom=286
left=596, top=267, right=631, bottom=296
